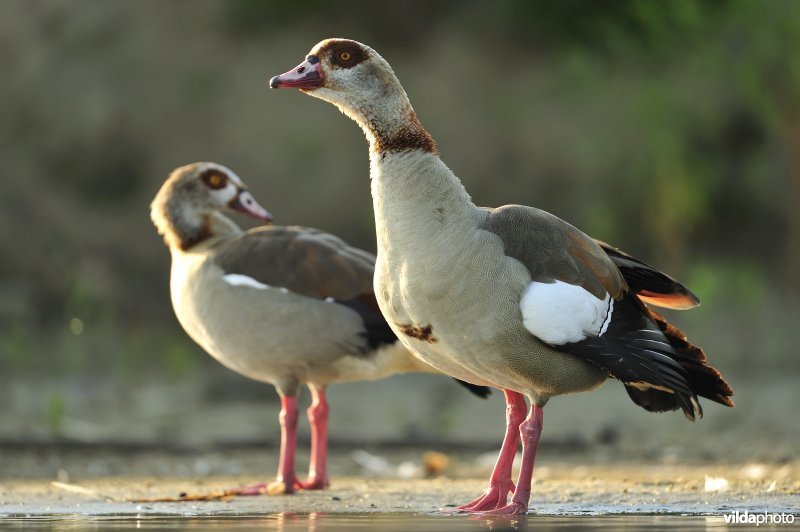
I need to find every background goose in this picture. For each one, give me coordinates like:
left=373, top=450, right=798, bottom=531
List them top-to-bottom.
left=270, top=39, right=734, bottom=514
left=150, top=162, right=489, bottom=495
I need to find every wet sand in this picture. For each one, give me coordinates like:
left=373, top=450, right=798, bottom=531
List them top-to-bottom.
left=2, top=460, right=796, bottom=518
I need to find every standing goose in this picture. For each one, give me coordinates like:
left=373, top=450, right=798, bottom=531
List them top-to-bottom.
left=270, top=39, right=734, bottom=514
left=150, top=162, right=489, bottom=495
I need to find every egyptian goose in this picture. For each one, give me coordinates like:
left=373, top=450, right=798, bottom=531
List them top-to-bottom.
left=270, top=39, right=734, bottom=514
left=150, top=162, right=489, bottom=495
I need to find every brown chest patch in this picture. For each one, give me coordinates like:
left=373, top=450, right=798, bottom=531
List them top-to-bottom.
left=397, top=322, right=438, bottom=343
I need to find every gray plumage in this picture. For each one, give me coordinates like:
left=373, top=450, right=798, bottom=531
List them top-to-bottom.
left=150, top=162, right=445, bottom=398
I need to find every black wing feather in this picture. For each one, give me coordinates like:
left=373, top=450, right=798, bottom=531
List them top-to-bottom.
left=598, top=241, right=700, bottom=308
left=335, top=293, right=398, bottom=350
left=559, top=294, right=702, bottom=420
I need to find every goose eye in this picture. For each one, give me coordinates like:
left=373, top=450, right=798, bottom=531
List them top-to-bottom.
left=340, top=51, right=351, bottom=61
left=201, top=170, right=227, bottom=189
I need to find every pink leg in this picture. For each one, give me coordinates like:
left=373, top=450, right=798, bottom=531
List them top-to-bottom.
left=300, top=385, right=330, bottom=490
left=457, top=390, right=527, bottom=512
left=228, top=394, right=302, bottom=496
left=271, top=394, right=302, bottom=493
left=481, top=403, right=543, bottom=515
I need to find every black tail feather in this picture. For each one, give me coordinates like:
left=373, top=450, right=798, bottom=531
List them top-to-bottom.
left=598, top=242, right=733, bottom=414
left=562, top=294, right=732, bottom=421
left=619, top=302, right=733, bottom=420
left=645, top=307, right=734, bottom=409
left=455, top=379, right=492, bottom=398
left=624, top=385, right=702, bottom=420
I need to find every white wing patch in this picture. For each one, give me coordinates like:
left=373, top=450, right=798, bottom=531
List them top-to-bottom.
left=223, top=273, right=270, bottom=290
left=520, top=280, right=613, bottom=345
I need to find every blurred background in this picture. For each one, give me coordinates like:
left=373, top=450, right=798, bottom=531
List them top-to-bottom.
left=1, top=0, right=798, bottom=479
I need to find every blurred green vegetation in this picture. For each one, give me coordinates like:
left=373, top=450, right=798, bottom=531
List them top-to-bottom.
left=0, top=0, right=798, bottom=429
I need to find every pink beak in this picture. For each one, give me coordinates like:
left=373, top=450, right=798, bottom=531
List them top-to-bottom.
left=269, top=56, right=324, bottom=90
left=229, top=190, right=272, bottom=223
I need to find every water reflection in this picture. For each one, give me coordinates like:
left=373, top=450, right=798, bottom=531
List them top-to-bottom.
left=0, top=513, right=738, bottom=530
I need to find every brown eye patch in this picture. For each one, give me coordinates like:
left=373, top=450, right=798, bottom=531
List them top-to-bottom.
left=329, top=42, right=367, bottom=69
left=200, top=169, right=228, bottom=189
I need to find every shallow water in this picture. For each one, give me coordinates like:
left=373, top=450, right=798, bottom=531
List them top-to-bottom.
left=0, top=513, right=744, bottom=531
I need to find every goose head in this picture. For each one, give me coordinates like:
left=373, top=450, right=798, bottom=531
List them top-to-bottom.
left=270, top=39, right=435, bottom=154
left=151, top=162, right=272, bottom=250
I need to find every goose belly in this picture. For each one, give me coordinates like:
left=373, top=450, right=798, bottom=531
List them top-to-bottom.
left=375, top=227, right=606, bottom=400
left=169, top=251, right=364, bottom=388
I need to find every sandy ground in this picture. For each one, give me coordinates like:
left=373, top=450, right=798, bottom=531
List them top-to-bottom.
left=1, top=456, right=796, bottom=518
